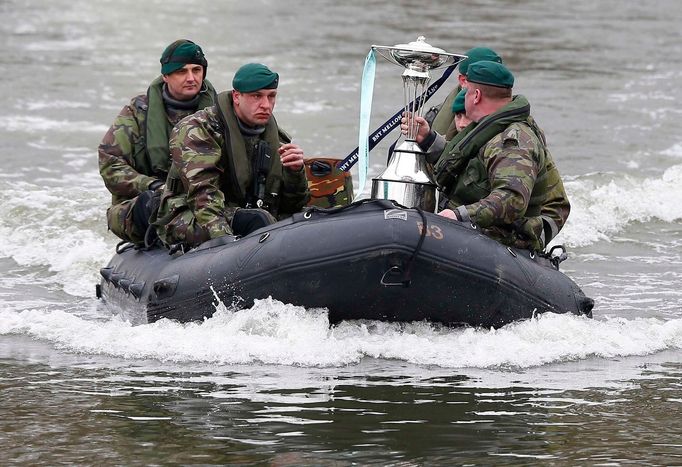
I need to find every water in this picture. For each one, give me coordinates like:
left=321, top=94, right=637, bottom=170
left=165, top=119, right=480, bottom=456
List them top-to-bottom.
left=1, top=0, right=681, bottom=464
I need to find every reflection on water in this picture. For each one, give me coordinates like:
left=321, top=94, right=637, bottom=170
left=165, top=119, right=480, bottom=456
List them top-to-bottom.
left=2, top=342, right=680, bottom=465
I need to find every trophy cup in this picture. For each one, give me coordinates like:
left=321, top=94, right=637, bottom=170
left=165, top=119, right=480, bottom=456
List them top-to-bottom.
left=370, top=37, right=465, bottom=211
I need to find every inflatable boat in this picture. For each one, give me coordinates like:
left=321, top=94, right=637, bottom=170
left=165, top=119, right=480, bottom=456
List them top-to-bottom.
left=98, top=39, right=594, bottom=327
left=97, top=199, right=594, bottom=327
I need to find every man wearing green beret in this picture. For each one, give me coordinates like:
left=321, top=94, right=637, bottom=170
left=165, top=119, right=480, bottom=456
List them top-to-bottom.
left=98, top=39, right=218, bottom=245
left=426, top=46, right=502, bottom=141
left=405, top=47, right=502, bottom=163
left=406, top=61, right=570, bottom=251
left=154, top=63, right=310, bottom=249
left=450, top=88, right=472, bottom=133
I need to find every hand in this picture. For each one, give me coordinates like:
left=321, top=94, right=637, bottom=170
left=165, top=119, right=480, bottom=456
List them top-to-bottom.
left=400, top=112, right=430, bottom=144
left=278, top=143, right=305, bottom=171
left=438, top=209, right=459, bottom=220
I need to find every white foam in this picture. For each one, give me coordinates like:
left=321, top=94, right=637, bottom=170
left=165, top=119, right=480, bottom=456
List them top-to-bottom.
left=24, top=37, right=96, bottom=52
left=612, top=70, right=682, bottom=102
left=20, top=100, right=91, bottom=111
left=286, top=101, right=329, bottom=114
left=0, top=116, right=108, bottom=133
left=27, top=141, right=92, bottom=152
left=661, top=143, right=682, bottom=158
left=557, top=164, right=682, bottom=247
left=0, top=181, right=113, bottom=296
left=1, top=298, right=680, bottom=369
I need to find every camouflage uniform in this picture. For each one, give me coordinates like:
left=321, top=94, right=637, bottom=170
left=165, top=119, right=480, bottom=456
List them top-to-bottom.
left=98, top=77, right=216, bottom=243
left=155, top=91, right=309, bottom=248
left=434, top=95, right=570, bottom=251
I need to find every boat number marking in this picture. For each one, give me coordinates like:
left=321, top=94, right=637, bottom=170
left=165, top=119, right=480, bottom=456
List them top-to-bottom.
left=417, top=222, right=444, bottom=240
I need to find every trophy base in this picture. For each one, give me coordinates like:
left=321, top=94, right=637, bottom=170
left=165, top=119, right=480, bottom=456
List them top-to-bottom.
left=370, top=141, right=437, bottom=212
left=371, top=179, right=437, bottom=212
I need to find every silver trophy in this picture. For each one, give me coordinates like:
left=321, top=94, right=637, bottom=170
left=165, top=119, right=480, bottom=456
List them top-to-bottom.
left=370, top=36, right=465, bottom=211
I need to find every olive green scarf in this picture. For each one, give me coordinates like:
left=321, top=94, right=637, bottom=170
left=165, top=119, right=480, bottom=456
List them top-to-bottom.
left=145, top=76, right=217, bottom=177
left=215, top=91, right=285, bottom=203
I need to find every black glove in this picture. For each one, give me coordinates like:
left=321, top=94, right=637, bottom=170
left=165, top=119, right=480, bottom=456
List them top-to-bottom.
left=148, top=180, right=164, bottom=191
left=231, top=208, right=276, bottom=237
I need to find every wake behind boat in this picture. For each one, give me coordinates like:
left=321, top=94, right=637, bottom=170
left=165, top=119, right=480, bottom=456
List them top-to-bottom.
left=97, top=199, right=593, bottom=327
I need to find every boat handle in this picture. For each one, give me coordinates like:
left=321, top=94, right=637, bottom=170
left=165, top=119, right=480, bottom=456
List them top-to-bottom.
left=380, top=266, right=411, bottom=287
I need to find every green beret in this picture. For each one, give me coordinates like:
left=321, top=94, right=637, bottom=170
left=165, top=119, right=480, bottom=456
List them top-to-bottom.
left=160, top=40, right=208, bottom=75
left=458, top=47, right=502, bottom=75
left=466, top=61, right=514, bottom=88
left=232, top=63, right=279, bottom=93
left=451, top=88, right=467, bottom=114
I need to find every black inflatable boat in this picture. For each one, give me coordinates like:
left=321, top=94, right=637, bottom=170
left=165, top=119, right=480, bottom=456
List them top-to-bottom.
left=97, top=199, right=594, bottom=327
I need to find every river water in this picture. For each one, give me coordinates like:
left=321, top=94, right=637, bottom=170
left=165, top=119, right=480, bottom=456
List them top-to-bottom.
left=1, top=0, right=681, bottom=464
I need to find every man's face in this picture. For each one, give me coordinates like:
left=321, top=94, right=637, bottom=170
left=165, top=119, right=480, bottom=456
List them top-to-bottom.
left=162, top=64, right=204, bottom=101
left=233, top=89, right=277, bottom=126
left=454, top=112, right=472, bottom=131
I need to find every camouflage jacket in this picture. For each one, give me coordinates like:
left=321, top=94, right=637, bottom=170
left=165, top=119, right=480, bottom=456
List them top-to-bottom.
left=98, top=77, right=217, bottom=206
left=156, top=91, right=309, bottom=246
left=435, top=95, right=570, bottom=251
